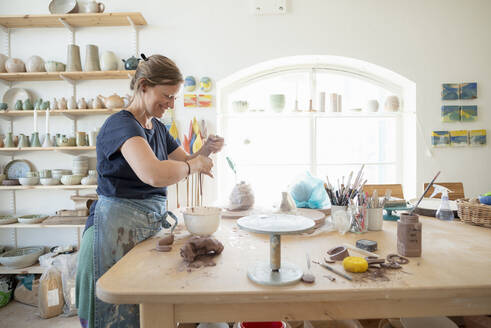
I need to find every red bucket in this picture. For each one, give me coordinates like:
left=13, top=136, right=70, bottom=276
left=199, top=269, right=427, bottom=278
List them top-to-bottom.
left=239, top=322, right=285, bottom=328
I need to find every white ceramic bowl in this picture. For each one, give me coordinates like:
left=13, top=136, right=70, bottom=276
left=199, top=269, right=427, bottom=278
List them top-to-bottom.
left=61, top=174, right=82, bottom=185
left=18, top=177, right=40, bottom=186
left=40, top=177, right=60, bottom=186
left=182, top=206, right=222, bottom=236
left=17, top=214, right=48, bottom=224
left=0, top=246, right=44, bottom=268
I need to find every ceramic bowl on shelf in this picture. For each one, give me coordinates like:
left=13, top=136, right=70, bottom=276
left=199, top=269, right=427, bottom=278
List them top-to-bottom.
left=48, top=0, right=78, bottom=14
left=5, top=58, right=26, bottom=73
left=52, top=169, right=71, bottom=180
left=61, top=174, right=82, bottom=185
left=81, top=175, right=97, bottom=185
left=18, top=177, right=40, bottom=186
left=40, top=177, right=60, bottom=186
left=2, top=179, right=20, bottom=186
left=182, top=206, right=222, bottom=236
left=17, top=214, right=48, bottom=224
left=0, top=215, right=18, bottom=225
left=0, top=246, right=45, bottom=268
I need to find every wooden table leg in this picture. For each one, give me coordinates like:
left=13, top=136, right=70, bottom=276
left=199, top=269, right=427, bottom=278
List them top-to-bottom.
left=140, top=303, right=175, bottom=328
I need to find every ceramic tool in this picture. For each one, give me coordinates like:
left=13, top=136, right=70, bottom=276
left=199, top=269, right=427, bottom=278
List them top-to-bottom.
left=409, top=171, right=441, bottom=216
left=237, top=214, right=315, bottom=286
left=342, top=243, right=379, bottom=258
left=301, top=253, right=315, bottom=283
left=312, top=260, right=352, bottom=281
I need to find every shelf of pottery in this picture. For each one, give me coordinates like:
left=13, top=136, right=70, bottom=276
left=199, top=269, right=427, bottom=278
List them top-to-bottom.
left=0, top=11, right=147, bottom=273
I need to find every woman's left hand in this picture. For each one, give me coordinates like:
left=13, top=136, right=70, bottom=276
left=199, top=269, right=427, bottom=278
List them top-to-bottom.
left=202, top=135, right=224, bottom=156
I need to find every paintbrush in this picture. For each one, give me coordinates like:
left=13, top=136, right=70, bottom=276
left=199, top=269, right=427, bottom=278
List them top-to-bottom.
left=409, top=171, right=441, bottom=215
left=313, top=260, right=352, bottom=281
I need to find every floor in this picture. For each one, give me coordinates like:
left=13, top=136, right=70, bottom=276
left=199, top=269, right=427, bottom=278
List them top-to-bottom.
left=0, top=301, right=80, bottom=328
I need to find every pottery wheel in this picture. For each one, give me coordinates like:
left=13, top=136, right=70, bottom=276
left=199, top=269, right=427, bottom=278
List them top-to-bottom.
left=237, top=214, right=315, bottom=286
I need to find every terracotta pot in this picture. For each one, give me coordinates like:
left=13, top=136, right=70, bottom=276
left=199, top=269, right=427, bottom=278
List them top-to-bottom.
left=5, top=58, right=26, bottom=73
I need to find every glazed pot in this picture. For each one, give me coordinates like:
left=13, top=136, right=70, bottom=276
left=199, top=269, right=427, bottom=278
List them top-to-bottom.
left=85, top=0, right=105, bottom=13
left=66, top=44, right=82, bottom=72
left=85, top=44, right=101, bottom=71
left=101, top=51, right=119, bottom=71
left=0, top=54, right=8, bottom=73
left=26, top=56, right=46, bottom=72
left=122, top=56, right=140, bottom=70
left=5, top=58, right=26, bottom=73
left=45, top=61, right=66, bottom=72
left=98, top=94, right=125, bottom=109
left=384, top=95, right=400, bottom=112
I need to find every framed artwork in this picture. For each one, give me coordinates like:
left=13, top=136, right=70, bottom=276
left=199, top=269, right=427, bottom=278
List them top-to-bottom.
left=460, top=82, right=477, bottom=99
left=441, top=83, right=459, bottom=100
left=184, top=94, right=197, bottom=108
left=198, top=94, right=212, bottom=108
left=441, top=105, right=460, bottom=122
left=461, top=105, right=478, bottom=122
left=469, top=129, right=486, bottom=146
left=450, top=130, right=468, bottom=147
left=432, top=131, right=450, bottom=147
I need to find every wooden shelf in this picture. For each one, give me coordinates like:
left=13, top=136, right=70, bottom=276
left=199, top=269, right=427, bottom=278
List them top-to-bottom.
left=0, top=12, right=147, bottom=28
left=0, top=70, right=134, bottom=82
left=0, top=108, right=122, bottom=117
left=0, top=146, right=95, bottom=152
left=0, top=185, right=97, bottom=191
left=0, top=223, right=85, bottom=229
left=0, top=263, right=44, bottom=274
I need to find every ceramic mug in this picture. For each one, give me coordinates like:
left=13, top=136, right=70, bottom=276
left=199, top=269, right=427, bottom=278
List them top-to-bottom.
left=85, top=1, right=105, bottom=13
left=366, top=99, right=379, bottom=112
left=76, top=132, right=87, bottom=146
left=40, top=169, right=52, bottom=179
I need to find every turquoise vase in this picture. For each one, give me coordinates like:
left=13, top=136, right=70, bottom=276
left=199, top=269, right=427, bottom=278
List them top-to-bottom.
left=4, top=132, right=14, bottom=148
left=30, top=132, right=42, bottom=147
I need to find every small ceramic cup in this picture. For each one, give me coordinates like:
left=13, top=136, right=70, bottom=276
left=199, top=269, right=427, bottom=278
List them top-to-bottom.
left=76, top=132, right=87, bottom=146
left=39, top=169, right=52, bottom=179
left=26, top=171, right=39, bottom=178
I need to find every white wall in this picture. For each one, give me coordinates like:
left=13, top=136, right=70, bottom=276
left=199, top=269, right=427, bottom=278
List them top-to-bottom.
left=1, top=0, right=490, bottom=246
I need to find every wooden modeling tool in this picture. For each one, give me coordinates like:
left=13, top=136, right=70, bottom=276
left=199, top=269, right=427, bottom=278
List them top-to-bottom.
left=313, top=260, right=352, bottom=281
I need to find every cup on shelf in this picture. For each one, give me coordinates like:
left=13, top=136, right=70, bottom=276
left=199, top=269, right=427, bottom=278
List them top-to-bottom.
left=66, top=44, right=82, bottom=72
left=85, top=44, right=101, bottom=71
left=76, top=132, right=87, bottom=146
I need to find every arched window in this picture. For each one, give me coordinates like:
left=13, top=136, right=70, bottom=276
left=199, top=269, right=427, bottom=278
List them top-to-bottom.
left=217, top=56, right=416, bottom=205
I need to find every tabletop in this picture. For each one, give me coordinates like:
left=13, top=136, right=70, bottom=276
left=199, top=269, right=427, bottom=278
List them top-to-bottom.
left=97, top=215, right=491, bottom=311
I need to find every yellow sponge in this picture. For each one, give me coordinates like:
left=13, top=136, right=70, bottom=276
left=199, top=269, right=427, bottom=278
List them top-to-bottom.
left=342, top=256, right=368, bottom=273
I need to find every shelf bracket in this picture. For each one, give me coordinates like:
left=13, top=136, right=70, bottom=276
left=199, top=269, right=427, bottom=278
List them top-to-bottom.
left=127, top=16, right=139, bottom=57
left=58, top=18, right=75, bottom=44
left=59, top=74, right=76, bottom=85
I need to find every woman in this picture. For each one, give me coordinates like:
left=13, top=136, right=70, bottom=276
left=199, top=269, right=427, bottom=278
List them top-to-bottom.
left=75, top=54, right=224, bottom=328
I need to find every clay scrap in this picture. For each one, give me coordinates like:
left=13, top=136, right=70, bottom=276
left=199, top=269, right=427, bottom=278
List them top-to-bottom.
left=156, top=234, right=174, bottom=252
left=180, top=236, right=224, bottom=268
left=327, top=246, right=350, bottom=261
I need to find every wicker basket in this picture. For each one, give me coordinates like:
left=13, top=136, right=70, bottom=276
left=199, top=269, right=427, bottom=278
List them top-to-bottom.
left=457, top=199, right=491, bottom=226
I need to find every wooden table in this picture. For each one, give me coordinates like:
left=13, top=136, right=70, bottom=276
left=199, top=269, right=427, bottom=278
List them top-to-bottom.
left=96, top=216, right=491, bottom=328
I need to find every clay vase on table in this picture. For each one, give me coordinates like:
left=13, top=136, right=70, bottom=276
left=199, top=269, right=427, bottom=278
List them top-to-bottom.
left=66, top=44, right=82, bottom=72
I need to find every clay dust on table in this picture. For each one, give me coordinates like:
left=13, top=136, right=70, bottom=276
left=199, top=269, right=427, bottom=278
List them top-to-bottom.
left=180, top=236, right=224, bottom=272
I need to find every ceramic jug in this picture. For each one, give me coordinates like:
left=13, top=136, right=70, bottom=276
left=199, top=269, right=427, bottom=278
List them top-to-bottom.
left=85, top=0, right=105, bottom=13
left=101, top=51, right=119, bottom=71
left=26, top=56, right=45, bottom=72
left=122, top=56, right=140, bottom=70
left=68, top=96, right=77, bottom=109
left=93, top=96, right=104, bottom=109
left=59, top=97, right=68, bottom=110
left=78, top=97, right=87, bottom=109
left=50, top=98, right=58, bottom=110
left=15, top=100, right=23, bottom=110
left=4, top=132, right=14, bottom=147
left=30, top=132, right=42, bottom=147
left=19, top=134, right=30, bottom=148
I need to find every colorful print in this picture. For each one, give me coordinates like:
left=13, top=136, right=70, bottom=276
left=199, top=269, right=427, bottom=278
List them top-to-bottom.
left=184, top=76, right=196, bottom=92
left=200, top=77, right=212, bottom=92
left=460, top=82, right=477, bottom=99
left=441, top=83, right=459, bottom=100
left=184, top=94, right=197, bottom=108
left=198, top=94, right=212, bottom=108
left=441, top=105, right=460, bottom=122
left=461, top=105, right=477, bottom=122
left=469, top=129, right=486, bottom=146
left=450, top=130, right=468, bottom=147
left=432, top=131, right=450, bottom=147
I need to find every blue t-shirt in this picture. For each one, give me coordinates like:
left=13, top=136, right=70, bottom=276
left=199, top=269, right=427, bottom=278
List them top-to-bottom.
left=84, top=110, right=179, bottom=231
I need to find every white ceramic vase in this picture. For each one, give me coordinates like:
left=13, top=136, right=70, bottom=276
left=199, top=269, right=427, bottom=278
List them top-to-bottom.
left=101, top=51, right=119, bottom=71
left=366, top=99, right=379, bottom=112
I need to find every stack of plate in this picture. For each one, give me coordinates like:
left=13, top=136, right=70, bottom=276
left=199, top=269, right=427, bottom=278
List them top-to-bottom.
left=72, top=156, right=88, bottom=176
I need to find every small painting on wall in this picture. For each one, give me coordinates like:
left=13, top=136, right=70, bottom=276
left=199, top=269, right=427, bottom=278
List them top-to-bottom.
left=460, top=82, right=477, bottom=99
left=441, top=83, right=460, bottom=100
left=184, top=94, right=197, bottom=108
left=198, top=94, right=212, bottom=108
left=441, top=105, right=461, bottom=122
left=461, top=105, right=478, bottom=122
left=469, top=129, right=486, bottom=146
left=450, top=130, right=468, bottom=146
left=432, top=131, right=450, bottom=147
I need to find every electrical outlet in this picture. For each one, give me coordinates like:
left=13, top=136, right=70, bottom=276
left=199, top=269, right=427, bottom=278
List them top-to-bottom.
left=251, top=0, right=287, bottom=15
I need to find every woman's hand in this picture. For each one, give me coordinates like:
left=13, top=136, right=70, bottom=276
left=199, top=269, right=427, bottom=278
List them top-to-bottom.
left=200, top=135, right=224, bottom=157
left=189, top=155, right=214, bottom=178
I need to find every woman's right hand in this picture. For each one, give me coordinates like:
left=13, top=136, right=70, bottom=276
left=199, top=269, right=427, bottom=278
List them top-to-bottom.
left=189, top=155, right=214, bottom=178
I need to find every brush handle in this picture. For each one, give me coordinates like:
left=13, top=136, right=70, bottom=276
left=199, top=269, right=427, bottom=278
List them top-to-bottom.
left=410, top=171, right=441, bottom=215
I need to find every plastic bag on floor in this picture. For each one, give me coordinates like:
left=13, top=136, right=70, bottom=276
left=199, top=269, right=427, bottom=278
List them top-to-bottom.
left=53, top=252, right=78, bottom=317
left=38, top=265, right=65, bottom=318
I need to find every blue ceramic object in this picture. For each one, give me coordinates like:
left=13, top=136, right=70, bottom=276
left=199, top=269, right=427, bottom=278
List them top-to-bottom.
left=122, top=56, right=140, bottom=70
left=184, top=76, right=196, bottom=92
left=479, top=195, right=491, bottom=205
